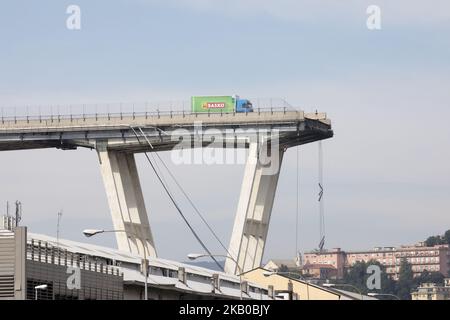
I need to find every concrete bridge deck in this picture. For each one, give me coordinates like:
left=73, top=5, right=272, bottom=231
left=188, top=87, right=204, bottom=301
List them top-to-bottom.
left=0, top=109, right=333, bottom=152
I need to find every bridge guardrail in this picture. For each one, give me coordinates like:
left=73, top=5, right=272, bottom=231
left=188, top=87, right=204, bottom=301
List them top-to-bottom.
left=0, top=98, right=296, bottom=123
left=0, top=107, right=301, bottom=126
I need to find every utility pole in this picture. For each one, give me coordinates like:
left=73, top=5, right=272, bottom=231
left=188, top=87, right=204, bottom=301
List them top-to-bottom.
left=57, top=210, right=63, bottom=246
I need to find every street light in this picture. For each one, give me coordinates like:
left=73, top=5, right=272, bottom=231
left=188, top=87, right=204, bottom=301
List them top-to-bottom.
left=83, top=228, right=149, bottom=301
left=82, top=229, right=105, bottom=237
left=187, top=253, right=243, bottom=300
left=322, top=283, right=364, bottom=300
left=34, top=284, right=48, bottom=300
left=368, top=292, right=400, bottom=300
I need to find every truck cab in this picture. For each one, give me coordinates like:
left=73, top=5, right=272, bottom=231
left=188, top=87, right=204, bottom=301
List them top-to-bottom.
left=235, top=98, right=254, bottom=113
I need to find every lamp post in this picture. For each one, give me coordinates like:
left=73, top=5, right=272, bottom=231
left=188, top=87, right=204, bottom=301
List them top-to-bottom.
left=83, top=229, right=149, bottom=301
left=187, top=253, right=243, bottom=300
left=322, top=283, right=364, bottom=300
left=34, top=284, right=48, bottom=300
left=367, top=292, right=401, bottom=300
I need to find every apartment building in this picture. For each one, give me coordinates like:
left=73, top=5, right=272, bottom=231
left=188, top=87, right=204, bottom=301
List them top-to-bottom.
left=303, top=243, right=450, bottom=280
left=411, top=280, right=450, bottom=300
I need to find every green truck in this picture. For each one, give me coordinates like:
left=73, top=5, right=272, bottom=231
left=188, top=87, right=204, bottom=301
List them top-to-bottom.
left=191, top=95, right=254, bottom=113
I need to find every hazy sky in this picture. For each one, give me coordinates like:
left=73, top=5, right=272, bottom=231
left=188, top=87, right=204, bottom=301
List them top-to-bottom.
left=0, top=1, right=449, bottom=262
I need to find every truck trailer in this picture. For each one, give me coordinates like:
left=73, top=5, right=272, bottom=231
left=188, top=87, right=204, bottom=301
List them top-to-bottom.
left=191, top=95, right=253, bottom=113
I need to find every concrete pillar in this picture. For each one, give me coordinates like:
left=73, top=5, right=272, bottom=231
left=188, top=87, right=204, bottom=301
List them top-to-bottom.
left=225, top=142, right=284, bottom=275
left=97, top=144, right=157, bottom=258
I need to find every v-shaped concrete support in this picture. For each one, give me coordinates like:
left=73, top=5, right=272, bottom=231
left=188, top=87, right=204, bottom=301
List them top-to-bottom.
left=225, top=142, right=284, bottom=275
left=97, top=144, right=157, bottom=258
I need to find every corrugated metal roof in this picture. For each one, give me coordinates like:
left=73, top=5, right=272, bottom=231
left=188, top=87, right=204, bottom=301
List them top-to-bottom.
left=28, top=232, right=269, bottom=299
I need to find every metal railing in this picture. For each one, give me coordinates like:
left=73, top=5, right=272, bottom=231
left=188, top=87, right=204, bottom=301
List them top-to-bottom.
left=0, top=98, right=297, bottom=124
left=26, top=239, right=122, bottom=276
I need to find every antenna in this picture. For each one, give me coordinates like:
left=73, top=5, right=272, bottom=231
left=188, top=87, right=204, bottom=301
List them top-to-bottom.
left=57, top=210, right=63, bottom=246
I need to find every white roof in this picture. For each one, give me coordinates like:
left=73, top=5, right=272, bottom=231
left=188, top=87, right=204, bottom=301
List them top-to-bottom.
left=28, top=232, right=269, bottom=299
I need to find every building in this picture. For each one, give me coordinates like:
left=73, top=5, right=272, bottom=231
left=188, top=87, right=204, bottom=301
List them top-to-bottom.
left=0, top=225, right=270, bottom=300
left=303, top=244, right=450, bottom=280
left=302, top=248, right=346, bottom=278
left=263, top=259, right=301, bottom=273
left=302, top=263, right=338, bottom=279
left=242, top=267, right=342, bottom=300
left=411, top=280, right=450, bottom=300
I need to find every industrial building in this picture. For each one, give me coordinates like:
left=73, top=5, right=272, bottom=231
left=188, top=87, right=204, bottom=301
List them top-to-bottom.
left=0, top=222, right=271, bottom=300
left=241, top=267, right=375, bottom=300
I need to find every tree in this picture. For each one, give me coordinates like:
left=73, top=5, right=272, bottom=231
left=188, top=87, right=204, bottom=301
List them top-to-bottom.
left=444, top=229, right=450, bottom=246
left=424, top=230, right=450, bottom=246
left=425, top=236, right=439, bottom=247
left=396, top=258, right=414, bottom=300
left=343, top=260, right=396, bottom=296
left=343, top=261, right=368, bottom=294
left=428, top=272, right=444, bottom=285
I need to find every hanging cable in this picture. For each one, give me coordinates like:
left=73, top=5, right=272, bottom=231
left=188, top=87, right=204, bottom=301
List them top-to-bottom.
left=130, top=127, right=223, bottom=271
left=318, top=141, right=325, bottom=252
left=295, top=146, right=299, bottom=256
left=295, top=146, right=301, bottom=267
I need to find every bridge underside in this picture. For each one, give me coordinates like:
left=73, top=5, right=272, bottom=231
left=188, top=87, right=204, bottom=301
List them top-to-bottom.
left=0, top=111, right=333, bottom=274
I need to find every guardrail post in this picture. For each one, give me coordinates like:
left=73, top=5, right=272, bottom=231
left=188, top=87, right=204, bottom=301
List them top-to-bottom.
left=283, top=107, right=286, bottom=114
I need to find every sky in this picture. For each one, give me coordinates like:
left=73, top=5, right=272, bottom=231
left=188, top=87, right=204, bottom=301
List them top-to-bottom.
left=0, top=1, right=449, bottom=262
